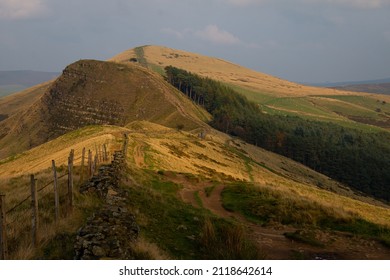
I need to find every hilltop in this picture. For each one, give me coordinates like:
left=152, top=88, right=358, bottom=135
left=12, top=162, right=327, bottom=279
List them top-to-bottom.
left=110, top=45, right=370, bottom=97
left=111, top=46, right=390, bottom=130
left=0, top=59, right=209, bottom=159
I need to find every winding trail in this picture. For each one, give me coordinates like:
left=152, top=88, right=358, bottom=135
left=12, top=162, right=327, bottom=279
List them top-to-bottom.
left=133, top=143, right=146, bottom=168
left=168, top=173, right=390, bottom=260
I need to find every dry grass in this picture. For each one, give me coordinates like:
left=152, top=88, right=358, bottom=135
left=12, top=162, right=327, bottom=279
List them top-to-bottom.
left=110, top=45, right=390, bottom=101
left=0, top=59, right=211, bottom=161
left=0, top=81, right=52, bottom=117
left=1, top=121, right=389, bottom=259
left=119, top=121, right=390, bottom=228
left=0, top=125, right=123, bottom=178
left=0, top=127, right=118, bottom=259
left=5, top=183, right=102, bottom=259
left=200, top=217, right=263, bottom=259
left=132, top=237, right=171, bottom=260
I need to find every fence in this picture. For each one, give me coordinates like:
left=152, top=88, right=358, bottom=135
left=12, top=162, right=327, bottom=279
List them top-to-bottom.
left=0, top=143, right=113, bottom=260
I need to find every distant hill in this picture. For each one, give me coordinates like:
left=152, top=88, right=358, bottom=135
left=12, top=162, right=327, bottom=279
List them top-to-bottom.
left=111, top=45, right=368, bottom=97
left=111, top=46, right=390, bottom=130
left=0, top=70, right=59, bottom=97
left=307, top=78, right=390, bottom=95
left=309, top=78, right=390, bottom=88
left=331, top=83, right=390, bottom=95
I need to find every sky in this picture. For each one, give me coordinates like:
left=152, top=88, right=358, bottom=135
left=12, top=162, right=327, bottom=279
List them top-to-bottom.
left=0, top=0, right=390, bottom=83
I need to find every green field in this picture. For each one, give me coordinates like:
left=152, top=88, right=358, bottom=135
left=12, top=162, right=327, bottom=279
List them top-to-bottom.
left=228, top=84, right=390, bottom=132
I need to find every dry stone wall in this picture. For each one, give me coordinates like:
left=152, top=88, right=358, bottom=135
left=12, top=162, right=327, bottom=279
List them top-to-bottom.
left=74, top=151, right=139, bottom=260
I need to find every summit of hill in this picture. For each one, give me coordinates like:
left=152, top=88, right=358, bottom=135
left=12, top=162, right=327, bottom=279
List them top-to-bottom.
left=0, top=59, right=209, bottom=159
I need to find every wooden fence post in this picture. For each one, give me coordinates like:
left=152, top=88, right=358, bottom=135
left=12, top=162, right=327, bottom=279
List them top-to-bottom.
left=122, top=134, right=129, bottom=156
left=103, top=144, right=108, bottom=162
left=94, top=145, right=100, bottom=165
left=98, top=146, right=102, bottom=163
left=80, top=147, right=86, bottom=182
left=67, top=150, right=74, bottom=215
left=88, top=150, right=92, bottom=178
left=93, top=154, right=98, bottom=174
left=52, top=160, right=59, bottom=223
left=30, top=175, right=39, bottom=247
left=0, top=194, right=7, bottom=260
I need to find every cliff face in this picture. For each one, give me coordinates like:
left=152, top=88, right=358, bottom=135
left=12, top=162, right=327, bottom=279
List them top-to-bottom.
left=0, top=59, right=208, bottom=159
left=43, top=61, right=129, bottom=137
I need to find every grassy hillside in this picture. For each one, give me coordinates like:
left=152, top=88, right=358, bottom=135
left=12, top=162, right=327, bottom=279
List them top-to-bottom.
left=110, top=45, right=378, bottom=98
left=111, top=46, right=390, bottom=131
left=0, top=60, right=210, bottom=160
left=164, top=66, right=390, bottom=202
left=0, top=81, right=51, bottom=118
left=332, top=83, right=390, bottom=95
left=1, top=123, right=389, bottom=259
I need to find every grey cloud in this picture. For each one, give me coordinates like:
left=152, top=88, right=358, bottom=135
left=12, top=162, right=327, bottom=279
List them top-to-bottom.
left=0, top=0, right=49, bottom=20
left=195, top=25, right=241, bottom=45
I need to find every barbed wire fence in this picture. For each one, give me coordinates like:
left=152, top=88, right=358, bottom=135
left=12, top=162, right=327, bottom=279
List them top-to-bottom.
left=0, top=143, right=112, bottom=260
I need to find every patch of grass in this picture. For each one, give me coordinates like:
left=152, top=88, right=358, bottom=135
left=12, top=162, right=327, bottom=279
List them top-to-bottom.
left=134, top=46, right=148, bottom=67
left=149, top=63, right=166, bottom=76
left=225, top=83, right=275, bottom=104
left=192, top=141, right=207, bottom=148
left=162, top=143, right=189, bottom=158
left=143, top=144, right=159, bottom=169
left=226, top=144, right=281, bottom=179
left=193, top=152, right=228, bottom=167
left=0, top=153, right=25, bottom=166
left=123, top=169, right=262, bottom=259
left=123, top=170, right=206, bottom=259
left=149, top=178, right=181, bottom=195
left=222, top=182, right=390, bottom=244
left=223, top=182, right=341, bottom=226
left=194, top=191, right=203, bottom=207
left=199, top=218, right=263, bottom=259
left=38, top=232, right=77, bottom=259
left=380, top=235, right=390, bottom=248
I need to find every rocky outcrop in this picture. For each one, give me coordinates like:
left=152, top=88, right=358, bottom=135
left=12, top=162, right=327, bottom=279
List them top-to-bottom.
left=75, top=151, right=139, bottom=260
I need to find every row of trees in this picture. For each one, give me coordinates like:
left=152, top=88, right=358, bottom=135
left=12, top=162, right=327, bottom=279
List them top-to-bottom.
left=165, top=66, right=390, bottom=202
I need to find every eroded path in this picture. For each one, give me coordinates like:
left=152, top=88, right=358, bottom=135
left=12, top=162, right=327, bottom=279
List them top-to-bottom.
left=133, top=143, right=146, bottom=168
left=167, top=172, right=390, bottom=260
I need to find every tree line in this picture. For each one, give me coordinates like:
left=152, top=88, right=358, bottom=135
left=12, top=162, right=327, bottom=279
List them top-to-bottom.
left=165, top=66, right=390, bottom=202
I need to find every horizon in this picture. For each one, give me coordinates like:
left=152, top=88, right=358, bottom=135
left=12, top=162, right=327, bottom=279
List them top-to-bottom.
left=1, top=1, right=390, bottom=83
left=1, top=48, right=389, bottom=85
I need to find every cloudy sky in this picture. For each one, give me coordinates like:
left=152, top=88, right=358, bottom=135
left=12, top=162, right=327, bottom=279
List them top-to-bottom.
left=0, top=0, right=389, bottom=83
